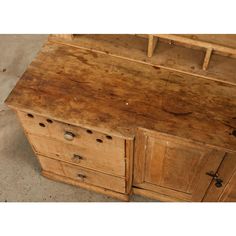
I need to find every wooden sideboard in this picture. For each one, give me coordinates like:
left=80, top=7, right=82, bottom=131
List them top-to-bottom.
left=5, top=36, right=236, bottom=201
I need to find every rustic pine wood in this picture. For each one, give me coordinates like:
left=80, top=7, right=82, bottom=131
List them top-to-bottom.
left=49, top=34, right=236, bottom=86
left=54, top=34, right=74, bottom=40
left=147, top=35, right=158, bottom=57
left=5, top=37, right=236, bottom=202
left=6, top=41, right=236, bottom=153
left=202, top=48, right=212, bottom=70
left=15, top=109, right=131, bottom=199
left=17, top=111, right=125, bottom=155
left=133, top=128, right=226, bottom=201
left=28, top=134, right=126, bottom=177
left=203, top=153, right=236, bottom=202
left=38, top=154, right=127, bottom=194
left=38, top=155, right=65, bottom=176
left=62, top=161, right=126, bottom=193
left=42, top=170, right=129, bottom=201
left=219, top=171, right=236, bottom=201
left=132, top=187, right=186, bottom=202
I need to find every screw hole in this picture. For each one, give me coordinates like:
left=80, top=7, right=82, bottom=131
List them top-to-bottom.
left=27, top=113, right=34, bottom=118
left=46, top=119, right=53, bottom=123
left=39, top=123, right=46, bottom=127
left=86, top=129, right=93, bottom=134
left=232, top=130, right=236, bottom=137
left=106, top=135, right=112, bottom=140
left=96, top=138, right=103, bottom=143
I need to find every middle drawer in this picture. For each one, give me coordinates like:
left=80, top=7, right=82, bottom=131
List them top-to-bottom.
left=28, top=134, right=126, bottom=177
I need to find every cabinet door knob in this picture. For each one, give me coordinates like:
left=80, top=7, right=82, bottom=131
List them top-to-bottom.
left=64, top=131, right=75, bottom=141
left=72, top=154, right=83, bottom=162
left=206, top=171, right=223, bottom=188
left=77, top=174, right=86, bottom=181
left=215, top=179, right=223, bottom=188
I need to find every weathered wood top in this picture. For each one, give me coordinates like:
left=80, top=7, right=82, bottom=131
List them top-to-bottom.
left=49, top=35, right=236, bottom=86
left=5, top=41, right=236, bottom=152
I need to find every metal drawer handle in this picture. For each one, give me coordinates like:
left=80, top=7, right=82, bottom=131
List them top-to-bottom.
left=64, top=131, right=75, bottom=141
left=72, top=154, right=84, bottom=162
left=77, top=174, right=86, bottom=181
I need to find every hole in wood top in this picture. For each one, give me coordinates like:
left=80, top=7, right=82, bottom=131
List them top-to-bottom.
left=27, top=113, right=34, bottom=118
left=46, top=119, right=53, bottom=123
left=39, top=123, right=46, bottom=127
left=86, top=129, right=93, bottom=134
left=232, top=130, right=236, bottom=137
left=106, top=135, right=112, bottom=140
left=96, top=138, right=103, bottom=143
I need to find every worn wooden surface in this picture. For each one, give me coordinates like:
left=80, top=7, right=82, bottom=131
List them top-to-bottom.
left=49, top=34, right=236, bottom=85
left=180, top=34, right=236, bottom=53
left=5, top=41, right=236, bottom=152
left=133, top=128, right=225, bottom=201
left=28, top=134, right=126, bottom=177
left=203, top=153, right=236, bottom=202
left=42, top=170, right=129, bottom=201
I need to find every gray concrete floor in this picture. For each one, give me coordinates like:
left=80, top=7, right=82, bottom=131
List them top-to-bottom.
left=0, top=35, right=153, bottom=202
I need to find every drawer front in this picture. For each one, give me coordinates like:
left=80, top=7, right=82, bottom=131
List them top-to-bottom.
left=17, top=111, right=125, bottom=159
left=29, top=134, right=125, bottom=177
left=37, top=155, right=65, bottom=176
left=62, top=162, right=126, bottom=193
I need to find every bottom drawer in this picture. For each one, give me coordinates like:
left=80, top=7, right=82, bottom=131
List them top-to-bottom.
left=62, top=162, right=126, bottom=193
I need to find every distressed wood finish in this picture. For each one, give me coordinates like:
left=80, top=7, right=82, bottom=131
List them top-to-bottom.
left=49, top=34, right=236, bottom=85
left=5, top=38, right=236, bottom=202
left=6, top=41, right=236, bottom=153
left=15, top=109, right=131, bottom=199
left=17, top=111, right=125, bottom=156
left=133, top=129, right=225, bottom=201
left=28, top=134, right=126, bottom=177
left=203, top=153, right=236, bottom=202
left=38, top=154, right=127, bottom=194
left=38, top=155, right=65, bottom=176
left=62, top=161, right=126, bottom=193
left=42, top=170, right=129, bottom=201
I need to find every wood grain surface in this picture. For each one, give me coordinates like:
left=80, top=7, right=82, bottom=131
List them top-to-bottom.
left=5, top=41, right=236, bottom=152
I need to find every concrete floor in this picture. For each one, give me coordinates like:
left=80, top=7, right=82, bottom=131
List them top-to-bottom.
left=0, top=35, right=153, bottom=202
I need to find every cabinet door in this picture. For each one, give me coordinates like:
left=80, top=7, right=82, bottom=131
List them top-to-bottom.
left=133, top=129, right=225, bottom=201
left=203, top=153, right=236, bottom=202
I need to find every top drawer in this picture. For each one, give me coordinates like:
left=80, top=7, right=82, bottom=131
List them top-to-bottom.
left=17, top=111, right=125, bottom=159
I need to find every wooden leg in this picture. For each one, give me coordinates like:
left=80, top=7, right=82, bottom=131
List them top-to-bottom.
left=147, top=35, right=158, bottom=57
left=202, top=47, right=213, bottom=70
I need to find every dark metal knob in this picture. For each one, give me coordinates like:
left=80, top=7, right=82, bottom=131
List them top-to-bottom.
left=64, top=131, right=75, bottom=141
left=206, top=171, right=223, bottom=188
left=215, top=179, right=223, bottom=188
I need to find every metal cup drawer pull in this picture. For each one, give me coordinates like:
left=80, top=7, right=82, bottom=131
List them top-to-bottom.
left=64, top=131, right=75, bottom=141
left=72, top=154, right=84, bottom=162
left=77, top=173, right=86, bottom=181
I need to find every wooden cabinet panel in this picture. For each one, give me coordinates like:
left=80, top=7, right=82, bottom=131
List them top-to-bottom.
left=134, top=129, right=225, bottom=201
left=28, top=134, right=126, bottom=177
left=203, top=153, right=236, bottom=202
left=220, top=172, right=236, bottom=202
